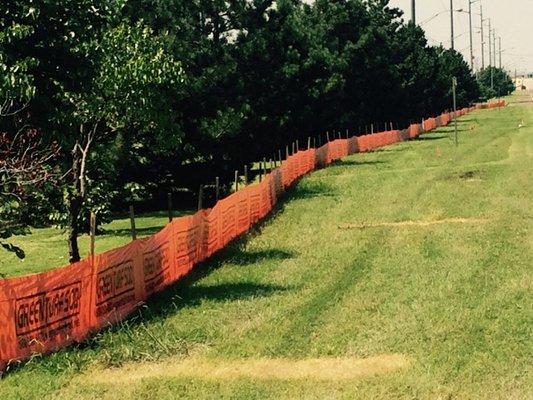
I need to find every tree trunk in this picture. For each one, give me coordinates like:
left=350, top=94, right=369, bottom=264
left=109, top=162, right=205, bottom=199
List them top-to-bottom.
left=67, top=123, right=95, bottom=263
left=68, top=138, right=83, bottom=264
left=67, top=194, right=82, bottom=263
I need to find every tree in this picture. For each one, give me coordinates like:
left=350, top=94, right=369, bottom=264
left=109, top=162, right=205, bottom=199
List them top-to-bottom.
left=61, top=22, right=184, bottom=262
left=478, top=67, right=515, bottom=99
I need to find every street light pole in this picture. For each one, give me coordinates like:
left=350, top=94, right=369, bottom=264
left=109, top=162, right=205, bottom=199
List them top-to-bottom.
left=412, top=0, right=416, bottom=24
left=450, top=0, right=455, bottom=50
left=468, top=0, right=474, bottom=70
left=452, top=77, right=458, bottom=146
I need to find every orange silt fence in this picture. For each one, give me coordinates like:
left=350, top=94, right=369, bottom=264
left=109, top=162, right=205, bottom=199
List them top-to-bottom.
left=0, top=101, right=497, bottom=371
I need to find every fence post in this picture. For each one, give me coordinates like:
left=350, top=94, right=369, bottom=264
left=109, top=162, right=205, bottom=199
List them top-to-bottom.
left=371, top=123, right=374, bottom=134
left=326, top=131, right=330, bottom=142
left=307, top=136, right=311, bottom=150
left=313, top=137, right=316, bottom=148
left=296, top=140, right=299, bottom=152
left=286, top=145, right=289, bottom=158
left=278, top=149, right=282, bottom=165
left=263, top=157, right=267, bottom=178
left=270, top=158, right=274, bottom=171
left=244, top=165, right=249, bottom=185
left=234, top=170, right=239, bottom=192
left=215, top=177, right=220, bottom=201
left=197, top=185, right=203, bottom=210
left=167, top=192, right=173, bottom=222
left=129, top=205, right=137, bottom=241
left=89, top=211, right=96, bottom=258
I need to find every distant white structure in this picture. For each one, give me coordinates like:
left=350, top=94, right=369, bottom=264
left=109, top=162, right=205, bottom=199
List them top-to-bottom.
left=514, top=76, right=533, bottom=91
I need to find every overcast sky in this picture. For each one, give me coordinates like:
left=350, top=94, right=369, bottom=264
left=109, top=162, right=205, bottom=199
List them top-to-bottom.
left=388, top=0, right=533, bottom=74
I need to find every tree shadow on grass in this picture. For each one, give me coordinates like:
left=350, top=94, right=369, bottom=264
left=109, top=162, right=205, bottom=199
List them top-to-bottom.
left=415, top=135, right=449, bottom=141
left=371, top=147, right=407, bottom=154
left=331, top=159, right=387, bottom=167
left=284, top=180, right=336, bottom=200
left=227, top=248, right=294, bottom=266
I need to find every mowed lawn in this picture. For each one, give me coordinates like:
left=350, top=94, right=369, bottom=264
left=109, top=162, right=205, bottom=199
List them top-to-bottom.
left=1, top=98, right=531, bottom=399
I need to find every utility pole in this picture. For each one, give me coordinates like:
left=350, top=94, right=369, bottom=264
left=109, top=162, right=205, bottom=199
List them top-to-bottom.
left=411, top=0, right=416, bottom=24
left=450, top=0, right=455, bottom=50
left=468, top=0, right=474, bottom=70
left=480, top=5, right=485, bottom=70
left=488, top=19, right=491, bottom=68
left=490, top=28, right=494, bottom=90
left=493, top=30, right=496, bottom=68
left=498, top=37, right=502, bottom=69
left=452, top=77, right=458, bottom=146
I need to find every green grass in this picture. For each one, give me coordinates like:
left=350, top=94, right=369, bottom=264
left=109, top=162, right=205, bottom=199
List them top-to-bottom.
left=0, top=97, right=531, bottom=399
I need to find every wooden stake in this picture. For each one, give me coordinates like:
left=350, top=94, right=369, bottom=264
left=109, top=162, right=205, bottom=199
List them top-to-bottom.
left=371, top=123, right=374, bottom=134
left=326, top=131, right=330, bottom=142
left=307, top=136, right=311, bottom=149
left=296, top=140, right=299, bottom=152
left=292, top=142, right=296, bottom=154
left=286, top=145, right=289, bottom=158
left=278, top=149, right=282, bottom=165
left=263, top=157, right=267, bottom=178
left=244, top=165, right=249, bottom=185
left=234, top=170, right=239, bottom=192
left=215, top=177, right=220, bottom=201
left=197, top=185, right=203, bottom=210
left=167, top=192, right=173, bottom=222
left=129, top=205, right=137, bottom=241
left=89, top=211, right=96, bottom=257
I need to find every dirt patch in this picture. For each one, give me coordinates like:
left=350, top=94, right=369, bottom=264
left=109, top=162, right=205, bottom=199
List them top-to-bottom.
left=441, top=169, right=484, bottom=182
left=458, top=170, right=478, bottom=180
left=338, top=217, right=489, bottom=230
left=83, top=354, right=410, bottom=384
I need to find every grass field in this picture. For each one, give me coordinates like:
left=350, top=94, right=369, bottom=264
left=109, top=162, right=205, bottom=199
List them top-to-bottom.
left=0, top=96, right=531, bottom=399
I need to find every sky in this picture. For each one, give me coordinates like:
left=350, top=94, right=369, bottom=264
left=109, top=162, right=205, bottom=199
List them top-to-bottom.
left=388, top=0, right=533, bottom=74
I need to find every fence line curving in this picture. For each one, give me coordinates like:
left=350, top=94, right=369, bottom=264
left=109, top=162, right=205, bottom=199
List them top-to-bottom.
left=0, top=100, right=505, bottom=371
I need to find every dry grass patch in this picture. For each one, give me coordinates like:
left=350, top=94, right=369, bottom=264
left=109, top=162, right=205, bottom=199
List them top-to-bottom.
left=338, top=217, right=490, bottom=230
left=83, top=354, right=410, bottom=384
